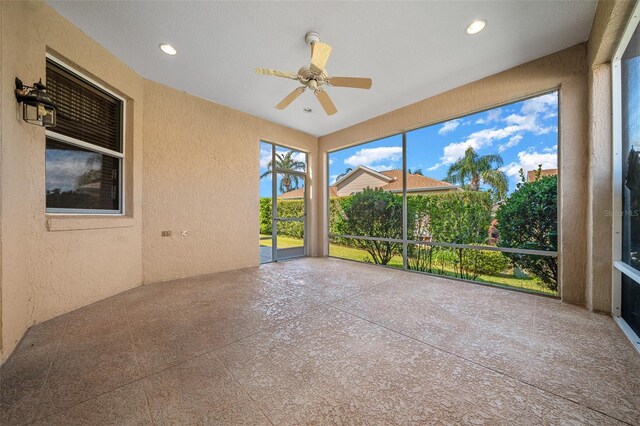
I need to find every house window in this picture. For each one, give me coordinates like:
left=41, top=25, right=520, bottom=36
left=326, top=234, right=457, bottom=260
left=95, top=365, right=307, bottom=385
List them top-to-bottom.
left=45, top=57, right=124, bottom=214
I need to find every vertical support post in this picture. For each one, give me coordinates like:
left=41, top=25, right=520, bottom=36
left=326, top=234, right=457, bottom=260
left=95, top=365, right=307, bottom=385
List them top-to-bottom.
left=402, top=132, right=408, bottom=270
left=271, top=144, right=277, bottom=262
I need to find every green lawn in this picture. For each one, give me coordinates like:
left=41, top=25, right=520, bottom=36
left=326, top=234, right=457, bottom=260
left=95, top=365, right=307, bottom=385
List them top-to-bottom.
left=260, top=234, right=556, bottom=296
left=260, top=234, right=303, bottom=249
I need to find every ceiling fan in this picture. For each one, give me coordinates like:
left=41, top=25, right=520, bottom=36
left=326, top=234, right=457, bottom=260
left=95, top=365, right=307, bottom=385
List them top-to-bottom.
left=256, top=32, right=372, bottom=116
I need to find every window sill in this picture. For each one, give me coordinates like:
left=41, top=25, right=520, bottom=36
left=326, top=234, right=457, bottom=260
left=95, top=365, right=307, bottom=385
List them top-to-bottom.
left=46, top=216, right=135, bottom=232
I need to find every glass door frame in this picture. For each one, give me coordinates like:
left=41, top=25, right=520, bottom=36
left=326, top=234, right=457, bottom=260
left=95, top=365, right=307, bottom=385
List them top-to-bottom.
left=611, top=0, right=640, bottom=352
left=267, top=142, right=308, bottom=262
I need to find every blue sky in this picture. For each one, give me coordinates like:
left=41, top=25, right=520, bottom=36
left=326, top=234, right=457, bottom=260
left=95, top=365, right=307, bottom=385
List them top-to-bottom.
left=259, top=91, right=558, bottom=197
left=328, top=91, right=559, bottom=194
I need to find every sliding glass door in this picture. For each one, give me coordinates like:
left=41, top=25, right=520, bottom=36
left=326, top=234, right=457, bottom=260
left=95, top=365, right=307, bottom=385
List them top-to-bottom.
left=613, top=3, right=640, bottom=348
left=259, top=141, right=307, bottom=263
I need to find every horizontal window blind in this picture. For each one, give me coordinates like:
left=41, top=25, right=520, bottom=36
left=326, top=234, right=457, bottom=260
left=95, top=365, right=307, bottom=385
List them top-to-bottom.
left=46, top=60, right=122, bottom=153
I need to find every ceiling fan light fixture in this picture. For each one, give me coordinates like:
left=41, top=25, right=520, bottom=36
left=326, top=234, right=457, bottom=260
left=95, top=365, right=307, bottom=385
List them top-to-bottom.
left=466, top=19, right=486, bottom=35
left=159, top=43, right=177, bottom=55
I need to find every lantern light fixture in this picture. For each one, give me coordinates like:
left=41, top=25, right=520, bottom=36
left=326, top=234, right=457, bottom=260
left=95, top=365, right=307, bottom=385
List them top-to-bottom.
left=14, top=77, right=58, bottom=128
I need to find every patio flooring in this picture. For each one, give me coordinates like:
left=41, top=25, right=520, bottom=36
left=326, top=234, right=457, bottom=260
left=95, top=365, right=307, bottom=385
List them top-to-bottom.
left=1, top=257, right=639, bottom=425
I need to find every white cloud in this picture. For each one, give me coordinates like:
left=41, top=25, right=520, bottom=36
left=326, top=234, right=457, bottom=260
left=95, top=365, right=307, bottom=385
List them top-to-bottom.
left=521, top=92, right=557, bottom=115
left=436, top=93, right=558, bottom=165
left=475, top=108, right=502, bottom=124
left=438, top=119, right=460, bottom=135
left=438, top=126, right=521, bottom=165
left=498, top=135, right=523, bottom=152
left=344, top=146, right=402, bottom=169
left=501, top=147, right=558, bottom=178
left=259, top=148, right=271, bottom=168
left=328, top=158, right=334, bottom=165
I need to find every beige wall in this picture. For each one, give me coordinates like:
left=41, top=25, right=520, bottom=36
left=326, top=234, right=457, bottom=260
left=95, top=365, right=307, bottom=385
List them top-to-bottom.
left=0, top=1, right=145, bottom=361
left=0, top=2, right=317, bottom=362
left=318, top=44, right=589, bottom=306
left=142, top=81, right=316, bottom=283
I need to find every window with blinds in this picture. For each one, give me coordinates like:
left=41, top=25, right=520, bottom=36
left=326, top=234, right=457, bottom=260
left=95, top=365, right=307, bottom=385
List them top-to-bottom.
left=45, top=58, right=124, bottom=213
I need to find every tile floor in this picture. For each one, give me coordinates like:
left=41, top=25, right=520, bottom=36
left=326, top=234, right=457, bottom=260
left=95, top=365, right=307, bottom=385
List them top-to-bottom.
left=1, top=258, right=639, bottom=425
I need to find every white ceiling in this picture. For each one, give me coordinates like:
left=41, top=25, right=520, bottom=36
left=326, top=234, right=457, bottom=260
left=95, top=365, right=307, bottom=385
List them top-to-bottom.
left=48, top=1, right=597, bottom=137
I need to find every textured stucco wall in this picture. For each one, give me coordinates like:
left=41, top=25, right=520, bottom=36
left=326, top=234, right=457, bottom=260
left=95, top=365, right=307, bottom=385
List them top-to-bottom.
left=588, top=0, right=637, bottom=66
left=0, top=1, right=145, bottom=362
left=318, top=44, right=589, bottom=306
left=142, top=81, right=317, bottom=283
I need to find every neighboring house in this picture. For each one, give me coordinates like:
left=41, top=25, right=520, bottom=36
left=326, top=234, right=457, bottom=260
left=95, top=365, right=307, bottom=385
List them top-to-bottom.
left=279, top=165, right=459, bottom=199
left=527, top=168, right=558, bottom=182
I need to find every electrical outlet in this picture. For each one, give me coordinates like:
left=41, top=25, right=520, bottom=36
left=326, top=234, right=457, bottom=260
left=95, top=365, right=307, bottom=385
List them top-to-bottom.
left=161, top=230, right=172, bottom=237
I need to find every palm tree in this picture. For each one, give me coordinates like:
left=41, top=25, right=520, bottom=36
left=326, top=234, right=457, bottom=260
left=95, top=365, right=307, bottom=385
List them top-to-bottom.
left=444, top=147, right=508, bottom=199
left=260, top=151, right=305, bottom=194
left=336, top=167, right=353, bottom=181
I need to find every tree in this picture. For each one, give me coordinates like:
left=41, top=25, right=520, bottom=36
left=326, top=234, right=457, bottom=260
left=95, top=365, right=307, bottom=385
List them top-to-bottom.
left=444, top=147, right=508, bottom=200
left=260, top=151, right=305, bottom=193
left=336, top=167, right=353, bottom=181
left=408, top=168, right=424, bottom=175
left=496, top=174, right=558, bottom=290
left=335, top=188, right=402, bottom=265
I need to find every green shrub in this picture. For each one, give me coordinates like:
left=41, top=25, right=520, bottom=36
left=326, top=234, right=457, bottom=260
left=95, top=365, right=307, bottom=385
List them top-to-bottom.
left=496, top=175, right=558, bottom=290
left=335, top=188, right=403, bottom=265
left=407, top=191, right=493, bottom=245
left=259, top=197, right=272, bottom=234
left=473, top=248, right=510, bottom=275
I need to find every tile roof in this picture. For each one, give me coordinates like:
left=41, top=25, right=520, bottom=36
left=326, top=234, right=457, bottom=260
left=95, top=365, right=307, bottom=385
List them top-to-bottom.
left=278, top=168, right=455, bottom=198
left=377, top=170, right=454, bottom=191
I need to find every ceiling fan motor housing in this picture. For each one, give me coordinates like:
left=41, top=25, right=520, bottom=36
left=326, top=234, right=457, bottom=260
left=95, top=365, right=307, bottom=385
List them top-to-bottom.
left=304, top=31, right=321, bottom=45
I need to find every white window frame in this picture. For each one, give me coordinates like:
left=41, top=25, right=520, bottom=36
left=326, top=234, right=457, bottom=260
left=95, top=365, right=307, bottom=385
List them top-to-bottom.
left=611, top=0, right=640, bottom=352
left=45, top=53, right=126, bottom=215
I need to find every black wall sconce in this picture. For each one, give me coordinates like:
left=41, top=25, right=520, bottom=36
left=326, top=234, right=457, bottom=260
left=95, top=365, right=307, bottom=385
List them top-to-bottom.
left=14, top=77, right=57, bottom=128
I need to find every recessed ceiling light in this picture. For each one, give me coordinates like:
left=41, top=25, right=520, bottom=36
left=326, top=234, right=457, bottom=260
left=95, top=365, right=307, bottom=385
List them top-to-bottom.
left=466, top=20, right=486, bottom=35
left=159, top=43, right=177, bottom=55
left=303, top=107, right=312, bottom=113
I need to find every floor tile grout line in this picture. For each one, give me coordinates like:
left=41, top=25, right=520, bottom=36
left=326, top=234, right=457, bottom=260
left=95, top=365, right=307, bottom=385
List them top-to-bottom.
left=27, top=267, right=338, bottom=425
left=121, top=296, right=156, bottom=426
left=322, top=301, right=635, bottom=426
left=23, top=302, right=326, bottom=425
left=25, top=316, right=71, bottom=426
left=23, top=325, right=265, bottom=426
left=213, top=352, right=276, bottom=426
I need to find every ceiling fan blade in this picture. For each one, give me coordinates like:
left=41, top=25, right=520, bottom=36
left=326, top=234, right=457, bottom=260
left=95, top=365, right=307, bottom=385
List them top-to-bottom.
left=310, top=42, right=332, bottom=74
left=256, top=68, right=298, bottom=80
left=327, top=77, right=372, bottom=89
left=275, top=87, right=305, bottom=110
left=314, top=89, right=337, bottom=115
